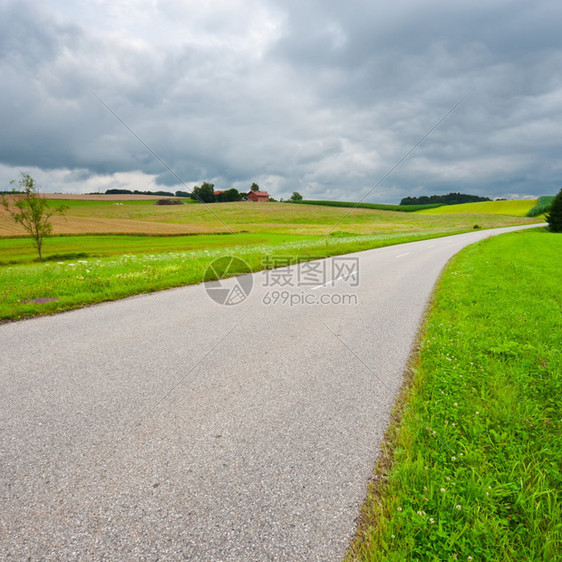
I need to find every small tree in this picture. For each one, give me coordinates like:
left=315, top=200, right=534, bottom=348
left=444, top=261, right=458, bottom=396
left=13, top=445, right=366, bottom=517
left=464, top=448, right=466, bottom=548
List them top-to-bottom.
left=1, top=173, right=67, bottom=260
left=191, top=182, right=216, bottom=203
left=250, top=182, right=260, bottom=192
left=546, top=187, right=562, bottom=232
left=289, top=191, right=303, bottom=201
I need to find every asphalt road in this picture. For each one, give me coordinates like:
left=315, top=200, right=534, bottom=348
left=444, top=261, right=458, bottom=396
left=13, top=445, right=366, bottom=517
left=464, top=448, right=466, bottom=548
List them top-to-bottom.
left=0, top=224, right=541, bottom=560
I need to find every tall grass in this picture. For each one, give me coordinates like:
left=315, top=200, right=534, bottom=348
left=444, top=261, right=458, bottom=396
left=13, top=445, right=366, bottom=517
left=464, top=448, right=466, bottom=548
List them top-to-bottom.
left=348, top=228, right=561, bottom=561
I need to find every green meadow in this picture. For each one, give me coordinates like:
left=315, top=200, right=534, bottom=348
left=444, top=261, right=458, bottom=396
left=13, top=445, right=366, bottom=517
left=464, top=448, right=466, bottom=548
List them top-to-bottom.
left=348, top=228, right=561, bottom=561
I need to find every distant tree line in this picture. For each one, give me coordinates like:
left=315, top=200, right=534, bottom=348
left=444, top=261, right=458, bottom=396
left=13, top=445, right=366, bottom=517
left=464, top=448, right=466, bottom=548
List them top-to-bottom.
left=105, top=188, right=179, bottom=197
left=400, top=192, right=491, bottom=206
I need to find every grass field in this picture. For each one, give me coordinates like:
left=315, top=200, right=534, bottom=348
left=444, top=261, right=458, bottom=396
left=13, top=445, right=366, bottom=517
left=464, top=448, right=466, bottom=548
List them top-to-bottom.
left=1, top=199, right=540, bottom=238
left=417, top=199, right=537, bottom=217
left=56, top=200, right=531, bottom=234
left=348, top=228, right=561, bottom=560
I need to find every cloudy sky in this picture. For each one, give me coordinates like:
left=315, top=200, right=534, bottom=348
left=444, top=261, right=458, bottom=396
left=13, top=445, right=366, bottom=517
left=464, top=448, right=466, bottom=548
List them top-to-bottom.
left=1, top=0, right=561, bottom=202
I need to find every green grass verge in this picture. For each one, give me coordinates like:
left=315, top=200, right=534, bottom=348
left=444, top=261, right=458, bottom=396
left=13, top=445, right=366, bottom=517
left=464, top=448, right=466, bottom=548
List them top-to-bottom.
left=527, top=196, right=555, bottom=217
left=417, top=199, right=537, bottom=217
left=288, top=200, right=443, bottom=212
left=347, top=228, right=561, bottom=561
left=0, top=229, right=484, bottom=321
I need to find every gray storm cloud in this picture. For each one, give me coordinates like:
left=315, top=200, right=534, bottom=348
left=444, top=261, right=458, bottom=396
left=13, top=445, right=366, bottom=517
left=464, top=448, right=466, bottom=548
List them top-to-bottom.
left=1, top=0, right=561, bottom=201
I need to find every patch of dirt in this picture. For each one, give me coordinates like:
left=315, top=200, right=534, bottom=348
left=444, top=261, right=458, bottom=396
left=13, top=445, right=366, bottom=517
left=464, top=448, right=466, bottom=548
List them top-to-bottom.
left=154, top=199, right=185, bottom=205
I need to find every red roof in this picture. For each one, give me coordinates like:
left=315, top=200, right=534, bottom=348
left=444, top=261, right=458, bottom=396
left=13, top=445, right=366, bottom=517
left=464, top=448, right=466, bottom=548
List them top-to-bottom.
left=251, top=191, right=270, bottom=196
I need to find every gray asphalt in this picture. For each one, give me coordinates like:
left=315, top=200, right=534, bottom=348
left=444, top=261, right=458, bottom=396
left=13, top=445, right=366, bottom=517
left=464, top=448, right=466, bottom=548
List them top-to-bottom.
left=0, top=224, right=541, bottom=560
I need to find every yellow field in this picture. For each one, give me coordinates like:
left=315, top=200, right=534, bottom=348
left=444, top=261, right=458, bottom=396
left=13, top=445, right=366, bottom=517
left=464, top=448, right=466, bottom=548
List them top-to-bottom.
left=416, top=199, right=537, bottom=216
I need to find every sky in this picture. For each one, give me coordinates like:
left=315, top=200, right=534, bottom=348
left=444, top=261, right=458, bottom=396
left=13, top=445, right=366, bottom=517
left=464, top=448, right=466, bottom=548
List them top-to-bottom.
left=1, top=0, right=561, bottom=203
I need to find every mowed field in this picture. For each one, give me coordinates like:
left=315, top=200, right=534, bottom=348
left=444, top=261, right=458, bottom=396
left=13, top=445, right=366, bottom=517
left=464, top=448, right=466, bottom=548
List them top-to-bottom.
left=0, top=198, right=199, bottom=237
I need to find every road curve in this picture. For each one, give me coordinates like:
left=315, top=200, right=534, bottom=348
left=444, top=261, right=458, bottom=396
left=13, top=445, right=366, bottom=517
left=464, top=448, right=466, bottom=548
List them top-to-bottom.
left=0, top=224, right=541, bottom=560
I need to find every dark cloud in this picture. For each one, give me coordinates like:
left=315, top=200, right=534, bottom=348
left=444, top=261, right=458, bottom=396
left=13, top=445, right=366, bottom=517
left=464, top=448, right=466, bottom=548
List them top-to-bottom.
left=0, top=0, right=561, bottom=201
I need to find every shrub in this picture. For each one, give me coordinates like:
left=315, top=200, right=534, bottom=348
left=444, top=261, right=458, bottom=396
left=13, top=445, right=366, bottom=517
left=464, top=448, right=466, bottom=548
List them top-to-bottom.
left=191, top=182, right=215, bottom=203
left=216, top=188, right=242, bottom=202
left=546, top=188, right=562, bottom=232
left=527, top=195, right=555, bottom=217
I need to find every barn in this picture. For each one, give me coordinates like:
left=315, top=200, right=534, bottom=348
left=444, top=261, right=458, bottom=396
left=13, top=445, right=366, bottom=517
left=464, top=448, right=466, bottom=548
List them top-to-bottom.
left=246, top=190, right=270, bottom=202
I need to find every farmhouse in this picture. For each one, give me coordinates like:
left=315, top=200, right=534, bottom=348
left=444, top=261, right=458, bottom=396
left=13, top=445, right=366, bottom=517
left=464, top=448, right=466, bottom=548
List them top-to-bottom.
left=246, top=190, right=270, bottom=202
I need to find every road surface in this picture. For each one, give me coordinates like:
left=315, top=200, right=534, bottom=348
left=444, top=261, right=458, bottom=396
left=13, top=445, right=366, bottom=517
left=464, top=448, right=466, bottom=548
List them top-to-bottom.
left=0, top=224, right=541, bottom=560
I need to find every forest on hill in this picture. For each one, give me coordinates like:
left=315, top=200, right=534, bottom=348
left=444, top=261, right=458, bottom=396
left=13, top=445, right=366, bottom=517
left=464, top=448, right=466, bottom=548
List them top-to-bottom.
left=400, top=192, right=491, bottom=205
